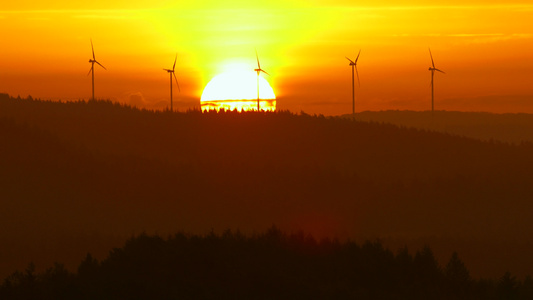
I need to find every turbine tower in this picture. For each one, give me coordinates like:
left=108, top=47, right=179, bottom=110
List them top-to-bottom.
left=88, top=39, right=107, bottom=101
left=428, top=48, right=445, bottom=115
left=254, top=50, right=269, bottom=111
left=346, top=50, right=361, bottom=119
left=163, top=54, right=180, bottom=112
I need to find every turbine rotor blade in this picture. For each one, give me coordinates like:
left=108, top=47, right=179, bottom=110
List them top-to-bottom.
left=91, top=39, right=95, bottom=60
left=429, top=48, right=435, bottom=68
left=255, top=49, right=261, bottom=69
left=355, top=49, right=361, bottom=63
left=173, top=54, right=177, bottom=71
left=345, top=57, right=355, bottom=64
left=95, top=61, right=107, bottom=70
left=87, top=65, right=93, bottom=76
left=436, top=68, right=445, bottom=74
left=260, top=69, right=270, bottom=76
left=173, top=72, right=180, bottom=92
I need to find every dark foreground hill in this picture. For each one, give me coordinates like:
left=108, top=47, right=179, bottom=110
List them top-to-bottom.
left=1, top=95, right=533, bottom=279
left=2, top=230, right=533, bottom=300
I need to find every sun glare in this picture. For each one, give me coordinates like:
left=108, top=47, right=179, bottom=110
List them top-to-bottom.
left=201, top=71, right=276, bottom=112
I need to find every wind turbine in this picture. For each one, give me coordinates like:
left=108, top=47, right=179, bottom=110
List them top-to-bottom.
left=88, top=39, right=106, bottom=101
left=428, top=48, right=445, bottom=115
left=254, top=50, right=269, bottom=111
left=346, top=50, right=361, bottom=119
left=163, top=54, right=180, bottom=112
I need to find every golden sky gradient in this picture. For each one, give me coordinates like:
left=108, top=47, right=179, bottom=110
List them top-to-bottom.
left=1, top=0, right=532, bottom=115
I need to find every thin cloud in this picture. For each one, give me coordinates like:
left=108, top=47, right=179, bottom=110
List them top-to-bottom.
left=339, top=4, right=533, bottom=11
left=0, top=9, right=142, bottom=20
left=72, top=13, right=131, bottom=20
left=25, top=17, right=51, bottom=21
left=389, top=33, right=532, bottom=44
left=448, top=33, right=505, bottom=37
left=449, top=33, right=533, bottom=44
left=510, top=33, right=533, bottom=38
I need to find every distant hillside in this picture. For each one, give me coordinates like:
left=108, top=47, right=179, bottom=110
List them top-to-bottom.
left=1, top=95, right=533, bottom=280
left=346, top=110, right=533, bottom=144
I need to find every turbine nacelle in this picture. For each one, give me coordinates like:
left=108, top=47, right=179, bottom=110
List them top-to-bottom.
left=87, top=39, right=106, bottom=101
left=428, top=48, right=444, bottom=73
left=428, top=48, right=445, bottom=114
left=254, top=49, right=270, bottom=76
left=346, top=49, right=361, bottom=118
left=254, top=50, right=270, bottom=111
left=345, top=50, right=361, bottom=87
left=346, top=50, right=361, bottom=66
left=163, top=53, right=180, bottom=106
left=346, top=58, right=357, bottom=66
left=429, top=67, right=445, bottom=74
left=254, top=68, right=269, bottom=75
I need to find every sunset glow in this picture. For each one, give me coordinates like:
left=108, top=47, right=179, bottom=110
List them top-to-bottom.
left=4, top=0, right=533, bottom=287
left=0, top=1, right=532, bottom=114
left=200, top=71, right=276, bottom=111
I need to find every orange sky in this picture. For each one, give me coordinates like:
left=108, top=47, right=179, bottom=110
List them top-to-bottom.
left=1, top=0, right=532, bottom=115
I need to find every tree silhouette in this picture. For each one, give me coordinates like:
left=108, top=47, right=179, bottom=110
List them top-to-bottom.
left=2, top=230, right=533, bottom=299
left=445, top=251, right=472, bottom=298
left=498, top=271, right=519, bottom=300
left=519, top=276, right=533, bottom=299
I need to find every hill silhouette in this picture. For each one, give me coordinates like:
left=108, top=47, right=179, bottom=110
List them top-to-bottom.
left=1, top=94, right=533, bottom=280
left=351, top=110, right=533, bottom=144
left=2, top=229, right=533, bottom=299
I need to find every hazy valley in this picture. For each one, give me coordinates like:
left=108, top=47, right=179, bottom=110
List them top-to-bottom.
left=1, top=94, right=533, bottom=281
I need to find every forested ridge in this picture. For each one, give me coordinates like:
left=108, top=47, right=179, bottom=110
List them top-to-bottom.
left=1, top=94, right=533, bottom=281
left=353, top=109, right=533, bottom=144
left=2, top=229, right=533, bottom=300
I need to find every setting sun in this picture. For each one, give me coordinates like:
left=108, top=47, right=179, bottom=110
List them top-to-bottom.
left=200, top=71, right=276, bottom=112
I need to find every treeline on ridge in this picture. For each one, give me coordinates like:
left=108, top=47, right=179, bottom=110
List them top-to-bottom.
left=2, top=94, right=532, bottom=182
left=354, top=109, right=533, bottom=144
left=2, top=228, right=532, bottom=300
